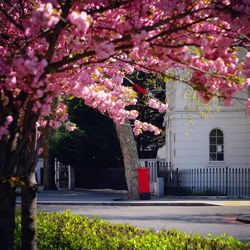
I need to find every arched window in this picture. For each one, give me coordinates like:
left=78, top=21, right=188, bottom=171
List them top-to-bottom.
left=209, top=129, right=224, bottom=161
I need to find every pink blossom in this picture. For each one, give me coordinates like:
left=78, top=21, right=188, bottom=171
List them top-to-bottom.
left=26, top=3, right=60, bottom=36
left=68, top=11, right=92, bottom=34
left=131, top=31, right=147, bottom=46
left=94, top=42, right=115, bottom=59
left=36, top=89, right=44, bottom=99
left=148, top=98, right=168, bottom=112
left=128, top=110, right=139, bottom=120
left=5, top=116, right=13, bottom=125
left=49, top=120, right=62, bottom=129
left=133, top=120, right=161, bottom=136
left=65, top=121, right=76, bottom=132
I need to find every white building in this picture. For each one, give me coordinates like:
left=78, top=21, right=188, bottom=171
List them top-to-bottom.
left=158, top=69, right=250, bottom=171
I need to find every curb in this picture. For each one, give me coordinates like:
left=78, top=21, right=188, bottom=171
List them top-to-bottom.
left=16, top=201, right=220, bottom=206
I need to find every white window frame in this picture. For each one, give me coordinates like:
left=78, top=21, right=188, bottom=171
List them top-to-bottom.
left=209, top=128, right=225, bottom=162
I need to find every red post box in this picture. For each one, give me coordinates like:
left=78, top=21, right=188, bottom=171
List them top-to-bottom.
left=137, top=167, right=150, bottom=200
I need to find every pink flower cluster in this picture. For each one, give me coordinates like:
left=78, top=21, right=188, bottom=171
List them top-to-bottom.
left=26, top=3, right=60, bottom=36
left=68, top=11, right=92, bottom=38
left=94, top=42, right=115, bottom=59
left=4, top=52, right=48, bottom=94
left=75, top=83, right=138, bottom=125
left=148, top=98, right=168, bottom=113
left=49, top=103, right=68, bottom=129
left=0, top=116, right=13, bottom=140
left=133, top=120, right=162, bottom=136
left=65, top=121, right=76, bottom=132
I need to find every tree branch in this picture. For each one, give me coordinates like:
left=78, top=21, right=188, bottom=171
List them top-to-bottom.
left=46, top=0, right=73, bottom=62
left=86, top=0, right=132, bottom=15
left=0, top=6, right=24, bottom=31
left=147, top=16, right=212, bottom=42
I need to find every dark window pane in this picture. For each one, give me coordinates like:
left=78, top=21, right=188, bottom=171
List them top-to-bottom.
left=217, top=129, right=223, bottom=136
left=210, top=130, right=216, bottom=136
left=210, top=137, right=216, bottom=144
left=217, top=137, right=223, bottom=144
left=210, top=145, right=216, bottom=152
left=210, top=153, right=216, bottom=161
left=217, top=153, right=224, bottom=161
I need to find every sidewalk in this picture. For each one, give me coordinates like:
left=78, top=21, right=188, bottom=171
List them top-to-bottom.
left=16, top=189, right=250, bottom=207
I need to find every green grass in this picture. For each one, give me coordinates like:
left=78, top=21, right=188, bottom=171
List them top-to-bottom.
left=15, top=210, right=250, bottom=250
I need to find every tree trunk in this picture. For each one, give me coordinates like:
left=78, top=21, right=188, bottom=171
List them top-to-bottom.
left=116, top=120, right=139, bottom=200
left=19, top=126, right=39, bottom=250
left=43, top=126, right=56, bottom=190
left=43, top=157, right=56, bottom=190
left=21, top=172, right=37, bottom=250
left=0, top=182, right=16, bottom=250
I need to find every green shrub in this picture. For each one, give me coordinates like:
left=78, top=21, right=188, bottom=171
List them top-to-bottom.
left=15, top=210, right=250, bottom=250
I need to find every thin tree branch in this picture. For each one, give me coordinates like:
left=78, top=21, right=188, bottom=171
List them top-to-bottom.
left=46, top=0, right=73, bottom=62
left=86, top=0, right=132, bottom=15
left=0, top=6, right=24, bottom=31
left=147, top=16, right=212, bottom=42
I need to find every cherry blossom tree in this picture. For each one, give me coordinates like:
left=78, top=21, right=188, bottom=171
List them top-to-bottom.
left=0, top=0, right=249, bottom=249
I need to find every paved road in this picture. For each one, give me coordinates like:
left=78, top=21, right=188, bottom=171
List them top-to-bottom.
left=37, top=204, right=250, bottom=241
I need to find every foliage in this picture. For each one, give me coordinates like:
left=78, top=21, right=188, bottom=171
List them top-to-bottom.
left=49, top=98, right=123, bottom=169
left=14, top=210, right=250, bottom=250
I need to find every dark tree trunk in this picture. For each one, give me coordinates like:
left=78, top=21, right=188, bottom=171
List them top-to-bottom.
left=0, top=108, right=37, bottom=250
left=116, top=120, right=139, bottom=200
left=43, top=125, right=50, bottom=190
left=19, top=126, right=39, bottom=250
left=43, top=126, right=56, bottom=190
left=43, top=157, right=56, bottom=190
left=21, top=172, right=37, bottom=250
left=0, top=182, right=16, bottom=250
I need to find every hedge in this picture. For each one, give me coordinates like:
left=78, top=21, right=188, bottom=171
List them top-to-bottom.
left=15, top=210, right=250, bottom=250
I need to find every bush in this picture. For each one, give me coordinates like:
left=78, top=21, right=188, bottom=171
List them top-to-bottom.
left=15, top=210, right=250, bottom=250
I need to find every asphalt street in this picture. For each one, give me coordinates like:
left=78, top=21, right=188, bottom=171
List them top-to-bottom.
left=37, top=204, right=250, bottom=241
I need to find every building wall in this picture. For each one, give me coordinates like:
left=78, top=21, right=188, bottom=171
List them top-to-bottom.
left=163, top=81, right=250, bottom=170
left=169, top=111, right=250, bottom=169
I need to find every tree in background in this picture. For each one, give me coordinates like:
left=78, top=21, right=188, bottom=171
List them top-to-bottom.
left=0, top=1, right=249, bottom=249
left=50, top=99, right=123, bottom=170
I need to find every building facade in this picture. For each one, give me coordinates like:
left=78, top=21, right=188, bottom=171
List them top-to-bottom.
left=158, top=71, right=250, bottom=171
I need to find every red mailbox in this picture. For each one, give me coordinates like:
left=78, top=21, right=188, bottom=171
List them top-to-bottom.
left=137, top=167, right=150, bottom=200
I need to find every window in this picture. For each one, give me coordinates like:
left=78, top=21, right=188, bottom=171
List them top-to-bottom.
left=209, top=129, right=224, bottom=161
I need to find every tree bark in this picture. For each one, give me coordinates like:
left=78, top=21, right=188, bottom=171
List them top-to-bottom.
left=116, top=120, right=139, bottom=200
left=19, top=126, right=39, bottom=250
left=43, top=126, right=56, bottom=190
left=43, top=157, right=56, bottom=190
left=21, top=173, right=37, bottom=250
left=0, top=182, right=16, bottom=250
